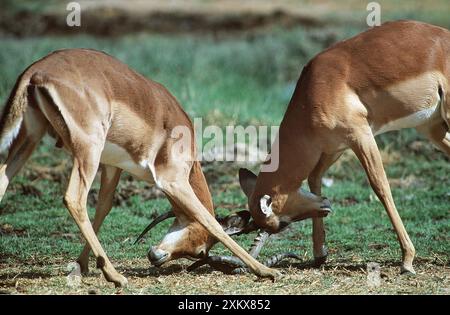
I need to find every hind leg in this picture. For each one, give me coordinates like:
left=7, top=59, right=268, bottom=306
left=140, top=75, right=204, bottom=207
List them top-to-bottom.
left=0, top=108, right=47, bottom=201
left=416, top=120, right=450, bottom=157
left=64, top=146, right=127, bottom=287
left=308, top=152, right=343, bottom=266
left=77, top=165, right=122, bottom=274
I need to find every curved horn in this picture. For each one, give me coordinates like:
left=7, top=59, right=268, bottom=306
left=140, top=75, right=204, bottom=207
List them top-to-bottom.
left=260, top=195, right=272, bottom=217
left=133, top=210, right=175, bottom=244
left=216, top=210, right=259, bottom=236
left=188, top=231, right=270, bottom=274
left=248, top=231, right=270, bottom=258
left=188, top=252, right=301, bottom=274
left=232, top=252, right=301, bottom=274
left=264, top=253, right=301, bottom=267
left=187, top=256, right=246, bottom=274
left=207, top=256, right=245, bottom=268
left=208, top=256, right=246, bottom=274
left=187, top=258, right=209, bottom=272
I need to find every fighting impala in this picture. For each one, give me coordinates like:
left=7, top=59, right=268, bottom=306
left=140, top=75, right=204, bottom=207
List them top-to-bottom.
left=234, top=20, right=449, bottom=274
left=0, top=48, right=329, bottom=286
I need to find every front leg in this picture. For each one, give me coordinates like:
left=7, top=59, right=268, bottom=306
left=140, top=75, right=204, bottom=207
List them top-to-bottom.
left=308, top=152, right=342, bottom=266
left=311, top=218, right=327, bottom=266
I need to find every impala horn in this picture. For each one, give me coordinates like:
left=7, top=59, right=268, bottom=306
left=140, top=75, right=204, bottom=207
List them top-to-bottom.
left=135, top=209, right=258, bottom=245
left=134, top=210, right=175, bottom=244
left=216, top=210, right=259, bottom=236
left=187, top=229, right=301, bottom=274
left=187, top=230, right=270, bottom=273
left=248, top=230, right=270, bottom=257
left=188, top=252, right=301, bottom=274
left=231, top=253, right=301, bottom=274
left=187, top=256, right=246, bottom=274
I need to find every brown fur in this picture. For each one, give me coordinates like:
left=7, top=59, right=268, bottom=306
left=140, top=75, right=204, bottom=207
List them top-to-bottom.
left=244, top=20, right=450, bottom=273
left=0, top=49, right=277, bottom=287
left=0, top=75, right=28, bottom=151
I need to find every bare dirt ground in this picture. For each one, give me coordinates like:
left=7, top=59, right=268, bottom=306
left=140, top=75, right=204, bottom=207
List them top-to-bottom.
left=0, top=0, right=373, bottom=37
left=1, top=0, right=448, bottom=296
left=3, top=0, right=449, bottom=36
left=1, top=258, right=448, bottom=295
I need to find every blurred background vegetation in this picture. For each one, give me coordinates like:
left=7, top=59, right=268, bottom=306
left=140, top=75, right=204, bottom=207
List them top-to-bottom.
left=0, top=0, right=448, bottom=294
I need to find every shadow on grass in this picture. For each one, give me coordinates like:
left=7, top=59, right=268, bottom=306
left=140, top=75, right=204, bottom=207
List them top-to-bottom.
left=1, top=255, right=445, bottom=283
left=87, top=255, right=450, bottom=278
left=129, top=258, right=369, bottom=277
left=123, top=264, right=184, bottom=277
left=0, top=270, right=56, bottom=286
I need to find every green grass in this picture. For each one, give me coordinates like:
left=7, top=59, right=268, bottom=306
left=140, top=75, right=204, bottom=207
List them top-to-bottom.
left=0, top=24, right=449, bottom=294
left=0, top=28, right=329, bottom=126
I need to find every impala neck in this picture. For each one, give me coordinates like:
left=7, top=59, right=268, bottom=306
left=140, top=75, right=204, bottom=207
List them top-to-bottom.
left=251, top=94, right=323, bottom=224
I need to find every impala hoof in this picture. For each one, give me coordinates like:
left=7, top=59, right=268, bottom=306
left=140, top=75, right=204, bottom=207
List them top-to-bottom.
left=313, top=245, right=328, bottom=267
left=313, top=255, right=327, bottom=267
left=76, top=260, right=90, bottom=275
left=400, top=265, right=416, bottom=276
left=258, top=267, right=282, bottom=281
left=104, top=270, right=128, bottom=288
left=113, top=275, right=128, bottom=288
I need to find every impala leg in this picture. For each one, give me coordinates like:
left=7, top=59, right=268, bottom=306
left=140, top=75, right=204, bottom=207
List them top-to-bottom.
left=416, top=121, right=450, bottom=157
left=350, top=131, right=415, bottom=274
left=64, top=152, right=127, bottom=287
left=308, top=152, right=342, bottom=266
left=77, top=165, right=122, bottom=274
left=158, top=176, right=280, bottom=279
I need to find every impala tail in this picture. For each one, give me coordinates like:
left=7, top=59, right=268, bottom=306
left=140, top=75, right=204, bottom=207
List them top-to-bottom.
left=0, top=75, right=29, bottom=153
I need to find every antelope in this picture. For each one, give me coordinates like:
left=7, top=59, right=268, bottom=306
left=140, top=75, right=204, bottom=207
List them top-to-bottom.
left=236, top=20, right=450, bottom=274
left=0, top=48, right=326, bottom=287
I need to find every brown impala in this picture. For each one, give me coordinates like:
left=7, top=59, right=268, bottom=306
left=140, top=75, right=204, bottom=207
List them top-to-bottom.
left=238, top=20, right=449, bottom=275
left=0, top=48, right=330, bottom=286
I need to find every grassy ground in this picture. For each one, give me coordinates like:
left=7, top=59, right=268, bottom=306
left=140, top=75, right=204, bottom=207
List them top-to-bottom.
left=0, top=22, right=449, bottom=294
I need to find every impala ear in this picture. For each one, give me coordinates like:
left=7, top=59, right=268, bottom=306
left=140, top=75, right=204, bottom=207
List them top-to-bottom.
left=239, top=168, right=257, bottom=199
left=259, top=194, right=273, bottom=217
left=217, top=210, right=256, bottom=236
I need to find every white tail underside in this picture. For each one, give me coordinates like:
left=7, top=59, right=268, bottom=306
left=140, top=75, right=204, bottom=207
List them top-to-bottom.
left=0, top=117, right=22, bottom=153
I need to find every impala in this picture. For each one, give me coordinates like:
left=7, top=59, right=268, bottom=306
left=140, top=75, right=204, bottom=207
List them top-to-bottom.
left=237, top=20, right=449, bottom=274
left=0, top=48, right=329, bottom=286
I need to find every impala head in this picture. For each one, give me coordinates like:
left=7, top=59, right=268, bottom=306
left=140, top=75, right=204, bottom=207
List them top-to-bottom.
left=239, top=168, right=332, bottom=233
left=144, top=210, right=256, bottom=266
